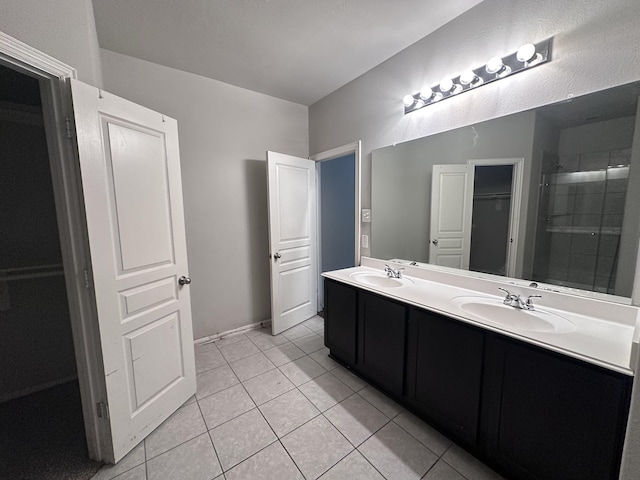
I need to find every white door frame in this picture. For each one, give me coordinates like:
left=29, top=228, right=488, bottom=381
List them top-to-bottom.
left=0, top=32, right=107, bottom=460
left=310, top=141, right=361, bottom=310
left=467, top=158, right=525, bottom=278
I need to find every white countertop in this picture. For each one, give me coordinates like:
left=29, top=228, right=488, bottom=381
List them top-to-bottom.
left=323, top=260, right=640, bottom=376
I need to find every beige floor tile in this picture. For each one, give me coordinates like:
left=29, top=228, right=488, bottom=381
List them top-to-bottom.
left=279, top=356, right=326, bottom=386
left=242, top=368, right=295, bottom=405
left=298, top=372, right=353, bottom=411
left=198, top=384, right=255, bottom=430
left=259, top=389, right=320, bottom=437
left=324, top=393, right=389, bottom=446
left=145, top=403, right=207, bottom=460
left=209, top=409, right=277, bottom=471
left=281, top=416, right=353, bottom=480
left=359, top=422, right=437, bottom=480
left=146, top=433, right=221, bottom=480
left=225, top=441, right=303, bottom=480
left=319, top=450, right=384, bottom=480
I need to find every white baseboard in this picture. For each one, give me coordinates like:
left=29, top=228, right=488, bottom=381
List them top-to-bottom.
left=194, top=319, right=272, bottom=345
left=0, top=375, right=79, bottom=403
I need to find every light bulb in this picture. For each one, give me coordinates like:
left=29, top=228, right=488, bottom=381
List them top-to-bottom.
left=517, top=43, right=537, bottom=63
left=486, top=56, right=504, bottom=74
left=486, top=56, right=512, bottom=77
left=460, top=70, right=478, bottom=86
left=440, top=77, right=454, bottom=92
left=420, top=87, right=443, bottom=103
left=419, top=88, right=433, bottom=101
left=403, top=94, right=415, bottom=107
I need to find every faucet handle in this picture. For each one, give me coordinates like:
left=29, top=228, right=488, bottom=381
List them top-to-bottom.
left=397, top=267, right=405, bottom=278
left=498, top=287, right=512, bottom=304
left=525, top=294, right=542, bottom=309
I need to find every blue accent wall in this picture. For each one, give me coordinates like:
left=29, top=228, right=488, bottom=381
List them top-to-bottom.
left=320, top=154, right=356, bottom=272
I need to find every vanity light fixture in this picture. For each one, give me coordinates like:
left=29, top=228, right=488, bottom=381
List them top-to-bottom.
left=403, top=38, right=552, bottom=114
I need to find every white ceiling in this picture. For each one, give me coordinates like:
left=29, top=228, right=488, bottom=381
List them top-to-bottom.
left=92, top=0, right=483, bottom=106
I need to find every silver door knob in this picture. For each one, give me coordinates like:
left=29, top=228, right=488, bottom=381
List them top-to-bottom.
left=432, top=239, right=438, bottom=245
left=273, top=252, right=281, bottom=260
left=178, top=276, right=192, bottom=285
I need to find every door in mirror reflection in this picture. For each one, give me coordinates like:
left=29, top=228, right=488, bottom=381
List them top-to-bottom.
left=429, top=164, right=474, bottom=269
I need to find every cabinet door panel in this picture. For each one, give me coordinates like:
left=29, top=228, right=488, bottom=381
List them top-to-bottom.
left=324, top=280, right=357, bottom=365
left=358, top=292, right=406, bottom=396
left=406, top=309, right=484, bottom=445
left=483, top=336, right=631, bottom=480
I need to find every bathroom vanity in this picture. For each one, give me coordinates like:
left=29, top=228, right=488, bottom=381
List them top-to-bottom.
left=323, top=259, right=638, bottom=480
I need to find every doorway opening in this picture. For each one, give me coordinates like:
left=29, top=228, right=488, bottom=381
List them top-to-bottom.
left=0, top=64, right=101, bottom=477
left=312, top=142, right=361, bottom=311
left=468, top=158, right=524, bottom=278
left=470, top=165, right=514, bottom=275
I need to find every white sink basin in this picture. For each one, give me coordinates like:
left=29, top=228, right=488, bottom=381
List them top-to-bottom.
left=349, top=271, right=414, bottom=289
left=451, top=296, right=576, bottom=334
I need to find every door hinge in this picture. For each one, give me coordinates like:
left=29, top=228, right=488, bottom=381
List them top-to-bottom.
left=65, top=116, right=73, bottom=139
left=83, top=269, right=91, bottom=289
left=96, top=401, right=110, bottom=419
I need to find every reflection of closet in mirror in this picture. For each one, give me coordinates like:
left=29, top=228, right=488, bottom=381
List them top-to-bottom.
left=470, top=165, right=514, bottom=276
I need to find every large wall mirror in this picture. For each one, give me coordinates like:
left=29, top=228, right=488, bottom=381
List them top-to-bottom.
left=371, top=81, right=640, bottom=302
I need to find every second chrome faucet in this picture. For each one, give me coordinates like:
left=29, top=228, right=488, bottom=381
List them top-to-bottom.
left=498, top=287, right=541, bottom=311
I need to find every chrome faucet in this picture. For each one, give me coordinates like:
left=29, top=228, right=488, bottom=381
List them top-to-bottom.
left=384, top=264, right=405, bottom=279
left=498, top=288, right=541, bottom=311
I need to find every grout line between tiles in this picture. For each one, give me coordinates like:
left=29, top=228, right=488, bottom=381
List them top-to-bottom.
left=193, top=397, right=224, bottom=476
left=390, top=415, right=446, bottom=460
left=354, top=446, right=390, bottom=480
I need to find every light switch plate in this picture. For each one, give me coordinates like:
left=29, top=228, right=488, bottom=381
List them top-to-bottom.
left=361, top=209, right=371, bottom=223
left=362, top=235, right=369, bottom=248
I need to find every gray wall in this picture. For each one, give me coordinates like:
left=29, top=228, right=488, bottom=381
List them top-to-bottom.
left=0, top=0, right=103, bottom=86
left=308, top=1, right=640, bottom=476
left=101, top=49, right=309, bottom=339
left=371, top=111, right=536, bottom=273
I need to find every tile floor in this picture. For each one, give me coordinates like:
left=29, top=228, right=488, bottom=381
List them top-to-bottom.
left=91, top=316, right=505, bottom=480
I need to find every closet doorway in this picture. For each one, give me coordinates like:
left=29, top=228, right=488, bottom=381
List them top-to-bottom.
left=0, top=65, right=100, bottom=477
left=312, top=142, right=361, bottom=311
left=468, top=158, right=524, bottom=278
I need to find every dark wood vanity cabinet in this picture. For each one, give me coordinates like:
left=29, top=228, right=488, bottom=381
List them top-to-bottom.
left=323, top=277, right=632, bottom=480
left=324, top=279, right=357, bottom=365
left=357, top=291, right=406, bottom=397
left=406, top=308, right=485, bottom=445
left=480, top=335, right=633, bottom=480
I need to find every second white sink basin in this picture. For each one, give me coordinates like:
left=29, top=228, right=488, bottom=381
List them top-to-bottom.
left=349, top=271, right=414, bottom=289
left=451, top=296, right=576, bottom=334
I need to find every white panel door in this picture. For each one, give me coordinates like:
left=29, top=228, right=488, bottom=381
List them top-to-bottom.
left=70, top=79, right=195, bottom=463
left=267, top=151, right=317, bottom=335
left=429, top=164, right=475, bottom=269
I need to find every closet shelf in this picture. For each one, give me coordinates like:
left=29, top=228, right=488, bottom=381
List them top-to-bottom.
left=545, top=226, right=621, bottom=235
left=0, top=264, right=64, bottom=282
